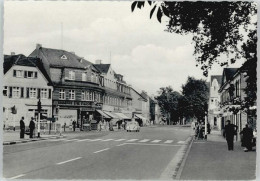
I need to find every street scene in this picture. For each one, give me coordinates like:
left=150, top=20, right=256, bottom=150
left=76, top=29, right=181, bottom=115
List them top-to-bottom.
left=2, top=1, right=258, bottom=180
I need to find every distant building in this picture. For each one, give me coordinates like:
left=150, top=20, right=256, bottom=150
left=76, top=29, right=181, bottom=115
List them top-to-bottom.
left=29, top=44, right=103, bottom=128
left=3, top=54, right=53, bottom=129
left=219, top=68, right=247, bottom=134
left=208, top=75, right=222, bottom=130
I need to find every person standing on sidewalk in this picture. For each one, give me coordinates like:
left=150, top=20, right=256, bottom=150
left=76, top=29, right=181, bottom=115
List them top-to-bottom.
left=20, top=117, right=25, bottom=138
left=29, top=117, right=35, bottom=138
left=72, top=120, right=76, bottom=132
left=224, top=120, right=237, bottom=151
left=241, top=124, right=253, bottom=152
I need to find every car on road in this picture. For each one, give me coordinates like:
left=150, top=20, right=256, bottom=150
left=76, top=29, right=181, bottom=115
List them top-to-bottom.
left=126, top=121, right=140, bottom=132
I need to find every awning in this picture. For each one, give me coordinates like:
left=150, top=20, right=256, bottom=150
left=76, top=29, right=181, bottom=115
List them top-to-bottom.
left=96, top=110, right=111, bottom=119
left=103, top=111, right=120, bottom=119
left=114, top=113, right=131, bottom=119
left=135, top=114, right=147, bottom=120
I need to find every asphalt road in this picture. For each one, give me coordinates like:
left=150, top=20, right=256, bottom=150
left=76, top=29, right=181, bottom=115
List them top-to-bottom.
left=3, top=125, right=192, bottom=180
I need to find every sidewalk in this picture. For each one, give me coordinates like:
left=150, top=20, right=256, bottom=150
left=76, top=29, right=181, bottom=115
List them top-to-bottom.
left=179, top=130, right=256, bottom=180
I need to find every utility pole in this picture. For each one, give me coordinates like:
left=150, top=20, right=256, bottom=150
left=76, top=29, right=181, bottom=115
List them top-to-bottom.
left=37, top=99, right=42, bottom=138
left=204, top=111, right=207, bottom=140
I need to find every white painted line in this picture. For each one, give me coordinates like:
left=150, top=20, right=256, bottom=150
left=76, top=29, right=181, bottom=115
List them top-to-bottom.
left=50, top=139, right=66, bottom=142
left=64, top=139, right=78, bottom=142
left=76, top=139, right=91, bottom=142
left=89, top=139, right=102, bottom=142
left=101, top=139, right=114, bottom=142
left=114, top=139, right=126, bottom=142
left=126, top=139, right=138, bottom=142
left=139, top=139, right=150, bottom=143
left=151, top=140, right=161, bottom=143
left=164, top=140, right=174, bottom=144
left=177, top=141, right=185, bottom=144
left=193, top=142, right=206, bottom=144
left=116, top=143, right=126, bottom=146
left=124, top=143, right=181, bottom=147
left=93, top=148, right=110, bottom=153
left=56, top=157, right=82, bottom=165
left=9, top=174, right=26, bottom=179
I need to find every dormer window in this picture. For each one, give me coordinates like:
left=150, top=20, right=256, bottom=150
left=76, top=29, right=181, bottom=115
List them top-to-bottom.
left=61, top=55, right=67, bottom=60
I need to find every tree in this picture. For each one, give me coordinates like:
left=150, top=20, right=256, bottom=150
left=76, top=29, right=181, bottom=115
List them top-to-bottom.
left=132, top=1, right=257, bottom=111
left=180, top=77, right=209, bottom=122
left=155, top=86, right=181, bottom=125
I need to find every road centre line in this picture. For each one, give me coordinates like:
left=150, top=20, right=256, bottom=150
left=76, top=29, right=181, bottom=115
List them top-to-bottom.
left=89, top=139, right=102, bottom=142
left=101, top=139, right=114, bottom=142
left=115, top=139, right=126, bottom=141
left=164, top=140, right=174, bottom=144
left=116, top=143, right=126, bottom=146
left=124, top=143, right=181, bottom=147
left=94, top=148, right=110, bottom=153
left=56, top=157, right=82, bottom=165
left=9, top=174, right=26, bottom=179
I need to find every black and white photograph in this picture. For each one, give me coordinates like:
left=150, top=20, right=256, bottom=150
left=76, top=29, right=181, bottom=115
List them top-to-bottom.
left=1, top=0, right=258, bottom=180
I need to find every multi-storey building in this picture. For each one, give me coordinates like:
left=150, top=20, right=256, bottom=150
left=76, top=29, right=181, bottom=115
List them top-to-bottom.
left=29, top=44, right=103, bottom=128
left=3, top=54, right=53, bottom=128
left=94, top=61, right=132, bottom=123
left=219, top=68, right=247, bottom=134
left=208, top=75, right=222, bottom=130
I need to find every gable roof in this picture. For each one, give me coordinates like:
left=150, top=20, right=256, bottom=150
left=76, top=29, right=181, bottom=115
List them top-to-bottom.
left=4, top=54, right=53, bottom=85
left=93, top=64, right=110, bottom=74
left=221, top=68, right=238, bottom=86
left=210, top=75, right=222, bottom=86
left=130, top=87, right=147, bottom=101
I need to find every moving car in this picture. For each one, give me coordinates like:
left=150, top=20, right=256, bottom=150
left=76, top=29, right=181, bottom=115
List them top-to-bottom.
left=126, top=121, right=140, bottom=132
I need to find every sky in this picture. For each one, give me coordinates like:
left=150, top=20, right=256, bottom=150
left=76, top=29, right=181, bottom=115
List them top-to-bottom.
left=4, top=1, right=246, bottom=96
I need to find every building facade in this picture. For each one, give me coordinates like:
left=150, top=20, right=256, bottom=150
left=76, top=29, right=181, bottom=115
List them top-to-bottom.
left=29, top=44, right=103, bottom=128
left=3, top=54, right=53, bottom=128
left=219, top=68, right=248, bottom=134
left=208, top=75, right=222, bottom=130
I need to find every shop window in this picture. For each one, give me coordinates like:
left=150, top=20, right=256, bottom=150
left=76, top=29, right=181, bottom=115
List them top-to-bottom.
left=59, top=89, right=65, bottom=100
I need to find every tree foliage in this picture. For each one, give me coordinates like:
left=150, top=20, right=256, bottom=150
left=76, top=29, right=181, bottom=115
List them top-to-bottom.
left=179, top=77, right=209, bottom=121
left=155, top=86, right=181, bottom=124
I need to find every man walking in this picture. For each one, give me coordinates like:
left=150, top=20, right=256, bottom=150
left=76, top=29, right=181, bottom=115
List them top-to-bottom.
left=20, top=117, right=25, bottom=138
left=29, top=117, right=35, bottom=138
left=72, top=120, right=76, bottom=132
left=224, top=120, right=237, bottom=151
left=241, top=124, right=253, bottom=152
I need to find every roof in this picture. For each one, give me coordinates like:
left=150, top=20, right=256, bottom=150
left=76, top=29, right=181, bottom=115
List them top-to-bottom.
left=29, top=47, right=97, bottom=71
left=4, top=54, right=53, bottom=85
left=93, top=64, right=110, bottom=74
left=221, top=68, right=238, bottom=86
left=210, top=75, right=222, bottom=85
left=130, top=87, right=147, bottom=101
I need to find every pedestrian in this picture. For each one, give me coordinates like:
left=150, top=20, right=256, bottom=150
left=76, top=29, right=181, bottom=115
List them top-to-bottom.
left=20, top=117, right=25, bottom=138
left=29, top=117, right=35, bottom=138
left=72, top=120, right=76, bottom=131
left=224, top=120, right=238, bottom=151
left=64, top=122, right=66, bottom=132
left=241, top=124, right=253, bottom=152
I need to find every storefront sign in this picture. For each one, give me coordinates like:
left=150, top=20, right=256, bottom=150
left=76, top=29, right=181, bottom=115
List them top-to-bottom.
left=53, top=100, right=102, bottom=109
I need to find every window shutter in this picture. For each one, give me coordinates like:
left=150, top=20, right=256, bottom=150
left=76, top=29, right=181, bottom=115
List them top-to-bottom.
left=13, top=70, right=16, bottom=77
left=24, top=71, right=27, bottom=78
left=35, top=72, right=37, bottom=78
left=9, top=87, right=12, bottom=98
left=21, top=87, right=24, bottom=98
left=26, top=88, right=30, bottom=98
left=37, top=88, right=41, bottom=99
left=48, top=89, right=51, bottom=99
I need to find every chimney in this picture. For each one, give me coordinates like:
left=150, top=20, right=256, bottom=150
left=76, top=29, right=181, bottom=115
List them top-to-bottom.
left=36, top=44, right=42, bottom=49
left=11, top=52, right=15, bottom=55
left=95, top=60, right=102, bottom=64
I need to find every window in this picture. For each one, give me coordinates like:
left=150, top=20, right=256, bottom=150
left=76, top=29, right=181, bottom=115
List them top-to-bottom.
left=61, top=55, right=67, bottom=60
left=14, top=70, right=23, bottom=77
left=28, top=71, right=34, bottom=78
left=69, top=71, right=75, bottom=80
left=82, top=73, right=87, bottom=81
left=91, top=74, right=94, bottom=82
left=3, top=86, right=7, bottom=96
left=13, top=87, right=20, bottom=98
left=29, top=88, right=37, bottom=98
left=41, top=89, right=48, bottom=99
left=59, top=89, right=65, bottom=100
left=69, top=90, right=75, bottom=100
left=82, top=91, right=85, bottom=100
left=85, top=91, right=90, bottom=101
left=89, top=91, right=93, bottom=101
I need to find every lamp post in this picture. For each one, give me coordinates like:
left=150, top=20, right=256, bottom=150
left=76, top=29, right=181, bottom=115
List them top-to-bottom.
left=37, top=99, right=42, bottom=138
left=204, top=111, right=208, bottom=140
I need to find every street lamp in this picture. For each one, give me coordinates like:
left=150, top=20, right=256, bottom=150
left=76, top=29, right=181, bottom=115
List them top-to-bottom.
left=204, top=111, right=208, bottom=140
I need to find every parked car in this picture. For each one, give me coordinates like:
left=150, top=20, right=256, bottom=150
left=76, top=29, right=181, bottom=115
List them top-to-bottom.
left=126, top=121, right=140, bottom=132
